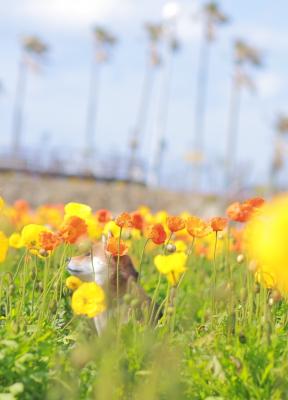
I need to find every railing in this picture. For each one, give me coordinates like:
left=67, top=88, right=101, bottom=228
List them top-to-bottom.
left=0, top=147, right=146, bottom=184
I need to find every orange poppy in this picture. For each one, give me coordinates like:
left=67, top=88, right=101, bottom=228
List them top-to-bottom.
left=226, top=197, right=265, bottom=223
left=243, top=197, right=265, bottom=209
left=14, top=199, right=30, bottom=214
left=226, top=202, right=251, bottom=223
left=115, top=212, right=133, bottom=229
left=59, top=216, right=88, bottom=244
left=167, top=216, right=185, bottom=232
left=186, top=216, right=212, bottom=238
left=210, top=217, right=228, bottom=232
left=146, top=223, right=167, bottom=245
left=39, top=231, right=60, bottom=251
left=106, top=236, right=128, bottom=256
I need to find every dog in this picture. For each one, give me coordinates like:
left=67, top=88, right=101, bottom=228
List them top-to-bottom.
left=67, top=237, right=157, bottom=334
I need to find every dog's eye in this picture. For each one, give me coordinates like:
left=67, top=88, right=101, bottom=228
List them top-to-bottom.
left=85, top=252, right=91, bottom=257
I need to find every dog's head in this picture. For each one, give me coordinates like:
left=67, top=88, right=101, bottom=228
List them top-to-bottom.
left=66, top=239, right=138, bottom=295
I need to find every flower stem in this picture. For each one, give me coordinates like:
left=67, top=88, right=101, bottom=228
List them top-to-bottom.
left=212, top=231, right=218, bottom=317
left=138, top=238, right=149, bottom=284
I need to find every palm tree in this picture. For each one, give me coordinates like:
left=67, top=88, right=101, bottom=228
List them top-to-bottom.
left=192, top=1, right=229, bottom=189
left=127, top=23, right=163, bottom=180
left=85, top=26, right=116, bottom=156
left=146, top=30, right=180, bottom=187
left=11, top=36, right=48, bottom=154
left=225, top=39, right=262, bottom=187
left=270, top=114, right=288, bottom=191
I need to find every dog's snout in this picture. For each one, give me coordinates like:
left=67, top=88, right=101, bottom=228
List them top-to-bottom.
left=66, top=257, right=71, bottom=263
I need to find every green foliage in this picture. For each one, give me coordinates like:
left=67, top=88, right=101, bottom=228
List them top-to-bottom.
left=0, top=243, right=288, bottom=399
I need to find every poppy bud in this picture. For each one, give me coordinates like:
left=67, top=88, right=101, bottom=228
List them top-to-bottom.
left=165, top=243, right=176, bottom=253
left=39, top=249, right=49, bottom=257
left=237, top=254, right=244, bottom=264
left=248, top=260, right=258, bottom=273
left=254, top=282, right=260, bottom=294
left=271, top=289, right=282, bottom=303
left=123, top=293, right=133, bottom=304
left=268, top=297, right=274, bottom=307
left=131, top=298, right=140, bottom=308
left=166, top=306, right=174, bottom=315
left=239, top=332, right=247, bottom=344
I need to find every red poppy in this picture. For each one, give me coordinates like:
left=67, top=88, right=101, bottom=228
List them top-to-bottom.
left=96, top=209, right=112, bottom=224
left=131, top=211, right=144, bottom=231
left=146, top=223, right=167, bottom=245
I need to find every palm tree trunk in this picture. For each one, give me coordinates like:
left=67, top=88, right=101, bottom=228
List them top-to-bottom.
left=193, top=33, right=211, bottom=190
left=147, top=46, right=173, bottom=187
left=128, top=54, right=154, bottom=180
left=11, top=56, right=27, bottom=154
left=85, top=56, right=101, bottom=156
left=225, top=73, right=241, bottom=189
left=269, top=133, right=282, bottom=194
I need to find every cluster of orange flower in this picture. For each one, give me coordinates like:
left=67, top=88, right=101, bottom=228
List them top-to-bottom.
left=0, top=196, right=265, bottom=261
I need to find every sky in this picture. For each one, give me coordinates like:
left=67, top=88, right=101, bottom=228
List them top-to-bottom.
left=0, top=0, right=288, bottom=191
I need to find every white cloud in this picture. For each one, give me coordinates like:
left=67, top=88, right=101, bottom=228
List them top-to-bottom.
left=9, top=0, right=133, bottom=26
left=256, top=72, right=283, bottom=98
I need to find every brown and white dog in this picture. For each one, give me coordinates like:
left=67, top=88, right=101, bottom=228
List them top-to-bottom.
left=67, top=238, right=155, bottom=334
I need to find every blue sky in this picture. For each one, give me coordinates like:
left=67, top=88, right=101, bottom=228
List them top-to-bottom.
left=0, top=0, right=288, bottom=190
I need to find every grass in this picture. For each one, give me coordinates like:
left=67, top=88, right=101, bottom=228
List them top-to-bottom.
left=0, top=209, right=288, bottom=399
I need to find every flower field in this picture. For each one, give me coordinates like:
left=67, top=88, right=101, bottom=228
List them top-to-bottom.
left=1, top=195, right=288, bottom=399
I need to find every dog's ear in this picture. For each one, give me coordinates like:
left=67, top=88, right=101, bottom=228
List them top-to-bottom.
left=101, top=231, right=113, bottom=246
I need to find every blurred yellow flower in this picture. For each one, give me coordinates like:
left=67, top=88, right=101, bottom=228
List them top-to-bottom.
left=245, top=195, right=288, bottom=293
left=0, top=197, right=4, bottom=212
left=65, top=202, right=92, bottom=221
left=36, top=205, right=63, bottom=228
left=138, top=205, right=151, bottom=216
left=154, top=210, right=168, bottom=224
left=86, top=217, right=103, bottom=240
left=103, top=221, right=121, bottom=238
left=21, top=224, right=49, bottom=252
left=130, top=228, right=142, bottom=240
left=0, top=232, right=8, bottom=263
left=9, top=233, right=23, bottom=249
left=202, top=234, right=224, bottom=260
left=175, top=240, right=188, bottom=253
left=154, top=252, right=187, bottom=286
left=255, top=267, right=276, bottom=289
left=66, top=276, right=83, bottom=291
left=72, top=282, right=106, bottom=318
